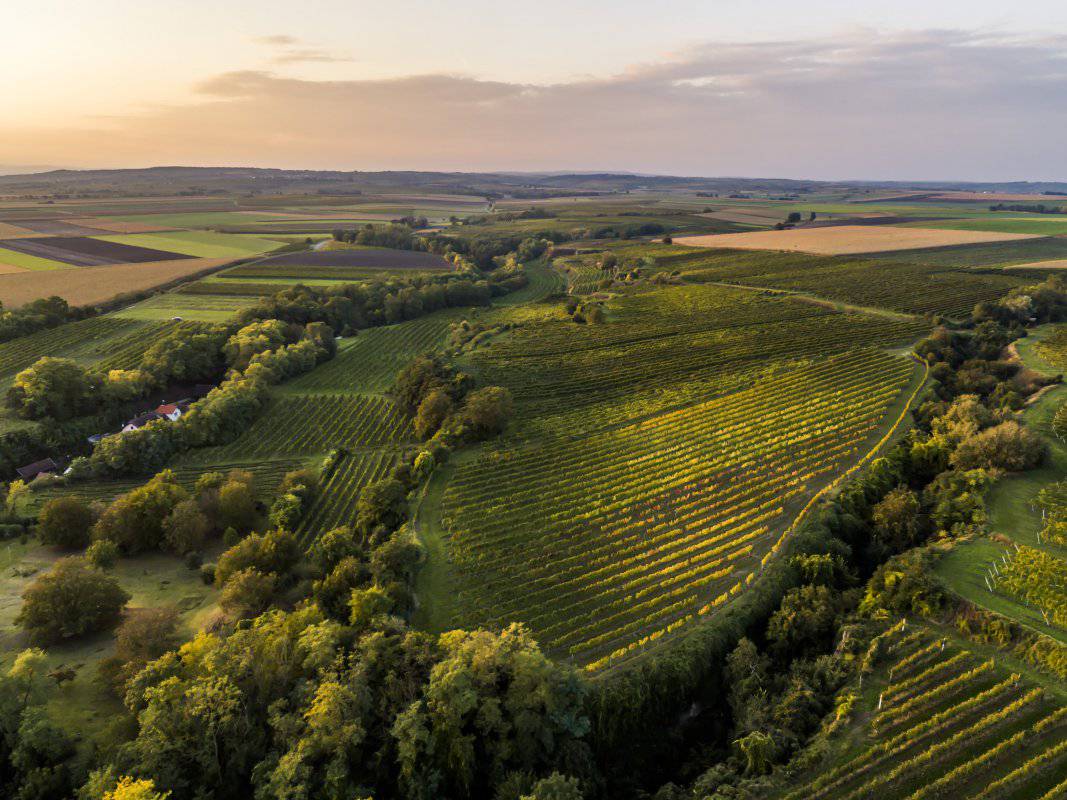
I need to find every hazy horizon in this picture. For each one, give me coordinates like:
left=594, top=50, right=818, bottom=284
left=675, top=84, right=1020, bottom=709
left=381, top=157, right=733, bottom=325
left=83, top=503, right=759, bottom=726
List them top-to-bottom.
left=5, top=1, right=1067, bottom=181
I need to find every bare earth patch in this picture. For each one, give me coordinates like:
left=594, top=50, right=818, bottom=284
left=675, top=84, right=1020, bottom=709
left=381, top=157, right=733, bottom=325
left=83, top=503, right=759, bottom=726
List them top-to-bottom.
left=66, top=217, right=174, bottom=234
left=0, top=222, right=41, bottom=239
left=674, top=225, right=1040, bottom=255
left=0, top=257, right=231, bottom=307
left=1002, top=259, right=1067, bottom=270
left=0, top=261, right=26, bottom=274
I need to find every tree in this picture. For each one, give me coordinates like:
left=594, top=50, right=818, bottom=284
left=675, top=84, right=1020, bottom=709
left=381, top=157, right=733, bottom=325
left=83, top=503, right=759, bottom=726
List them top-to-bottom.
left=223, top=320, right=292, bottom=371
left=395, top=356, right=452, bottom=415
left=6, top=357, right=100, bottom=420
left=455, top=386, right=513, bottom=440
left=414, top=388, right=453, bottom=439
left=950, top=420, right=1047, bottom=472
left=92, top=471, right=189, bottom=554
left=216, top=474, right=258, bottom=533
left=356, top=478, right=408, bottom=541
left=870, top=487, right=922, bottom=553
left=36, top=495, right=93, bottom=550
left=162, top=499, right=210, bottom=555
left=214, top=529, right=299, bottom=587
left=15, top=557, right=129, bottom=644
left=219, top=568, right=277, bottom=619
left=348, top=584, right=392, bottom=631
left=765, top=585, right=841, bottom=658
left=101, top=607, right=180, bottom=695
left=393, top=624, right=589, bottom=800
left=734, top=731, right=774, bottom=775
left=521, top=773, right=583, bottom=800
left=104, top=777, right=172, bottom=800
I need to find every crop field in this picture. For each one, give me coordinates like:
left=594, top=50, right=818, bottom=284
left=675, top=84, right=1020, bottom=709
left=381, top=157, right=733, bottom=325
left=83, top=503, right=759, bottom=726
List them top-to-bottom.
left=900, top=217, right=1067, bottom=235
left=675, top=225, right=1041, bottom=255
left=92, top=230, right=281, bottom=259
left=0, top=235, right=192, bottom=267
left=867, top=236, right=1067, bottom=268
left=0, top=246, right=69, bottom=271
left=254, top=246, right=453, bottom=270
left=650, top=247, right=1028, bottom=318
left=0, top=257, right=233, bottom=308
left=420, top=284, right=927, bottom=667
left=112, top=290, right=260, bottom=321
left=286, top=314, right=460, bottom=393
left=0, top=316, right=148, bottom=379
left=1033, top=327, right=1067, bottom=370
left=438, top=346, right=917, bottom=667
left=187, top=394, right=413, bottom=461
left=295, top=450, right=399, bottom=546
left=20, top=457, right=307, bottom=515
left=782, top=626, right=1067, bottom=800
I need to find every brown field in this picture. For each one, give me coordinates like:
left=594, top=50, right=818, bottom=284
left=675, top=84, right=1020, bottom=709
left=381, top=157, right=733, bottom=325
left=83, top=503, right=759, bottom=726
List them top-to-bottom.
left=929, top=191, right=1067, bottom=204
left=66, top=217, right=173, bottom=234
left=0, top=222, right=40, bottom=239
left=673, top=225, right=1040, bottom=255
left=0, top=258, right=231, bottom=307
left=1003, top=259, right=1067, bottom=270
left=0, top=261, right=26, bottom=274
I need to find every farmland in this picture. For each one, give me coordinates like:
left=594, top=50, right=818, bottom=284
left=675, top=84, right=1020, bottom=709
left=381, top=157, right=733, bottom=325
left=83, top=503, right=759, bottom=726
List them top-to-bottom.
left=675, top=225, right=1041, bottom=255
left=782, top=624, right=1067, bottom=800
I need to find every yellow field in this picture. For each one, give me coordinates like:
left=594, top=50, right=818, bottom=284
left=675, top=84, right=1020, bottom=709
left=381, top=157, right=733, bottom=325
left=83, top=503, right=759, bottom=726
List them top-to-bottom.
left=674, top=225, right=1040, bottom=255
left=0, top=257, right=230, bottom=307
left=1003, top=259, right=1067, bottom=270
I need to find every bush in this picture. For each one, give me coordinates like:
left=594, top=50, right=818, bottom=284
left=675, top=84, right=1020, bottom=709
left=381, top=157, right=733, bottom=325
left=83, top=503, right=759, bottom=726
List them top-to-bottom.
left=950, top=420, right=1048, bottom=472
left=36, top=495, right=93, bottom=549
left=214, top=529, right=299, bottom=586
left=86, top=539, right=119, bottom=569
left=15, top=557, right=129, bottom=644
left=199, top=563, right=216, bottom=585
left=219, top=568, right=277, bottom=618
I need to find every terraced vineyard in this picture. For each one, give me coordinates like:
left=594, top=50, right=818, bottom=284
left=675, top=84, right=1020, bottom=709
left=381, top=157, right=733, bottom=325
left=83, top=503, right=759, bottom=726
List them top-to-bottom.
left=431, top=283, right=925, bottom=668
left=1034, top=326, right=1067, bottom=370
left=186, top=393, right=413, bottom=460
left=295, top=449, right=398, bottom=546
left=783, top=626, right=1067, bottom=800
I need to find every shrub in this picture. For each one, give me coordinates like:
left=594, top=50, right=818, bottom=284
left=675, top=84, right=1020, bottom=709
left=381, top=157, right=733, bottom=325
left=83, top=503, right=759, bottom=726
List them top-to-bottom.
left=950, top=420, right=1048, bottom=471
left=37, top=495, right=93, bottom=549
left=214, top=529, right=299, bottom=587
left=86, top=539, right=119, bottom=569
left=15, top=557, right=129, bottom=644
left=219, top=568, right=277, bottom=618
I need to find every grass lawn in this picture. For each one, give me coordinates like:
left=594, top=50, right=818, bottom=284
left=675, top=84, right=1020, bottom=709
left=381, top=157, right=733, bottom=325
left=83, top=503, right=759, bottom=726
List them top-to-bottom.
left=93, top=230, right=282, bottom=259
left=0, top=246, right=72, bottom=271
left=112, top=291, right=260, bottom=321
left=0, top=538, right=222, bottom=755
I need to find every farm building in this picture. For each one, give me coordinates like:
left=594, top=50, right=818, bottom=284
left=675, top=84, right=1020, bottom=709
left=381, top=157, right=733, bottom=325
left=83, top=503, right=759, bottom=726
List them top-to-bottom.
left=155, top=403, right=183, bottom=421
left=122, top=411, right=162, bottom=432
left=15, top=458, right=61, bottom=481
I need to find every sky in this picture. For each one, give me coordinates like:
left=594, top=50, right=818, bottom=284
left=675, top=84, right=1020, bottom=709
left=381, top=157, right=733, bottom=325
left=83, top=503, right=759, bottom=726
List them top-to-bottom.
left=3, top=0, right=1067, bottom=180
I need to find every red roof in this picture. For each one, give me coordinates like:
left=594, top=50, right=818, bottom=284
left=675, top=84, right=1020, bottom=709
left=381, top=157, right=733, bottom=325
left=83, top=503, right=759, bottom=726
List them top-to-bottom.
left=156, top=404, right=179, bottom=415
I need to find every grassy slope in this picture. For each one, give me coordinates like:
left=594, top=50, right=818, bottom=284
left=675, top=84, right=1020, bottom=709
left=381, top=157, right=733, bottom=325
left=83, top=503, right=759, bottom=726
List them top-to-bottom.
left=935, top=323, right=1067, bottom=644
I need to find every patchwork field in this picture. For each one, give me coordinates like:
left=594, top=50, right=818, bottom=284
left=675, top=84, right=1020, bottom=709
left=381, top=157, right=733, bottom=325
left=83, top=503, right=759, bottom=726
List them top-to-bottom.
left=675, top=225, right=1040, bottom=255
left=92, top=230, right=281, bottom=259
left=254, top=246, right=453, bottom=270
left=0, top=257, right=231, bottom=307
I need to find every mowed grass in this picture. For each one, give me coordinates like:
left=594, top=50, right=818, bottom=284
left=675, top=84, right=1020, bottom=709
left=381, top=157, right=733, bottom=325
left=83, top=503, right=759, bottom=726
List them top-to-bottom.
left=93, top=230, right=282, bottom=259
left=112, top=291, right=261, bottom=321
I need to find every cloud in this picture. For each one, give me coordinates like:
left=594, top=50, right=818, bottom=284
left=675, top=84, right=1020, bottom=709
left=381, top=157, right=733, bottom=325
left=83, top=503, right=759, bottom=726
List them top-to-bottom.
left=5, top=29, right=1067, bottom=179
left=252, top=33, right=353, bottom=65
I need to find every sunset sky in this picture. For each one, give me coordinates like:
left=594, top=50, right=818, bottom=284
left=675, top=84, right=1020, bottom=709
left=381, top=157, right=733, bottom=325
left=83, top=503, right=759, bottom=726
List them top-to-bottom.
left=4, top=0, right=1067, bottom=179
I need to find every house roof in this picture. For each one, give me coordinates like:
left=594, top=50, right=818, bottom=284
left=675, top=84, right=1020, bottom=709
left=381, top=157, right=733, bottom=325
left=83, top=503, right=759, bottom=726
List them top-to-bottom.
left=156, top=404, right=179, bottom=415
left=125, top=411, right=162, bottom=429
left=16, top=458, right=59, bottom=481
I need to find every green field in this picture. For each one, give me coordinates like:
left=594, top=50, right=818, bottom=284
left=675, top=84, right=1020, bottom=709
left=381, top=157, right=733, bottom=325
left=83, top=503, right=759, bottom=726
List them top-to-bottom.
left=900, top=217, right=1067, bottom=235
left=93, top=229, right=282, bottom=258
left=0, top=246, right=71, bottom=271
left=112, top=291, right=262, bottom=321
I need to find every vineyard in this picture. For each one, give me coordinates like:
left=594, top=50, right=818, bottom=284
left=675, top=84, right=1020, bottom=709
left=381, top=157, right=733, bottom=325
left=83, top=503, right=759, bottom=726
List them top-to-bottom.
left=658, top=246, right=1027, bottom=318
left=285, top=313, right=459, bottom=393
left=0, top=316, right=148, bottom=378
left=1034, top=325, right=1067, bottom=371
left=437, top=342, right=919, bottom=667
left=184, top=393, right=413, bottom=460
left=295, top=449, right=398, bottom=546
left=993, top=544, right=1067, bottom=630
left=782, top=626, right=1067, bottom=800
